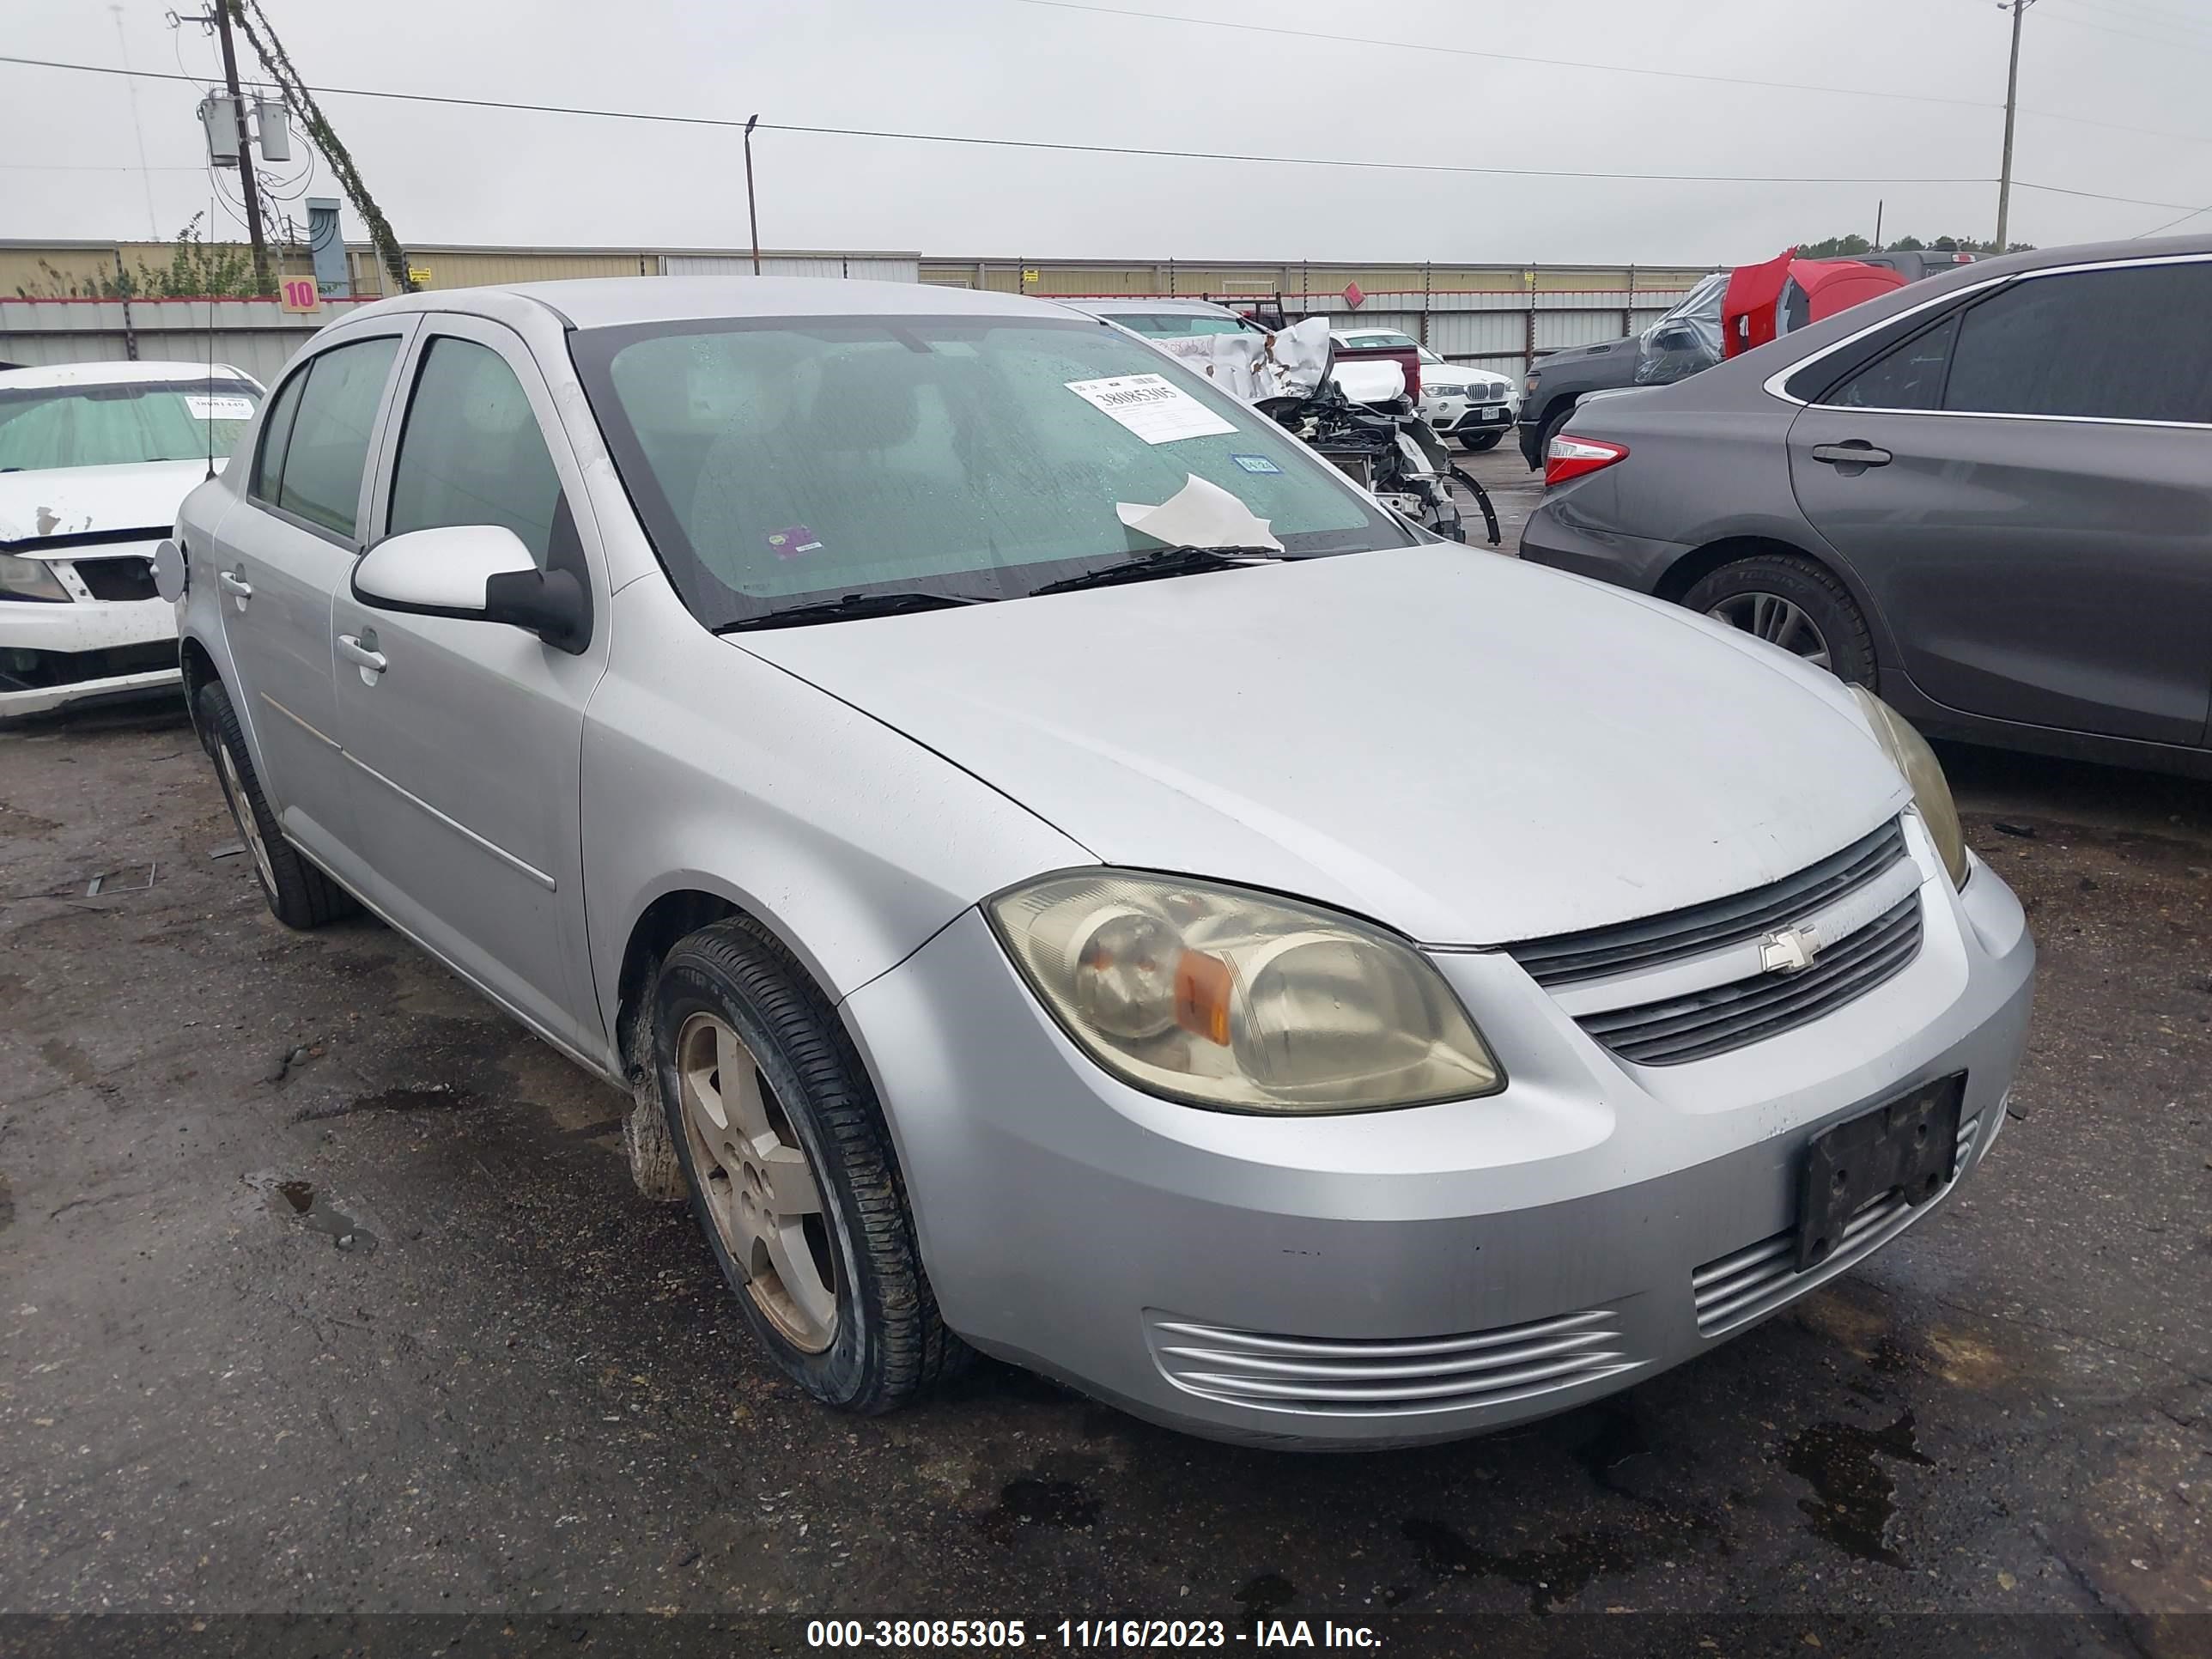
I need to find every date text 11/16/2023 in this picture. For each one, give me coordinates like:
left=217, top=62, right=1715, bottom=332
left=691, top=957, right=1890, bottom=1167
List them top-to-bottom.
left=805, top=1618, right=1385, bottom=1649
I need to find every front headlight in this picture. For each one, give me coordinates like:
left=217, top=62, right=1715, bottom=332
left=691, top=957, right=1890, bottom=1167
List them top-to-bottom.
left=0, top=554, right=70, bottom=603
left=1849, top=687, right=1969, bottom=888
left=986, top=870, right=1503, bottom=1114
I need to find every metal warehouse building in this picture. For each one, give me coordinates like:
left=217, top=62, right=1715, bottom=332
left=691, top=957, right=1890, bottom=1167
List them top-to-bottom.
left=3, top=239, right=1710, bottom=381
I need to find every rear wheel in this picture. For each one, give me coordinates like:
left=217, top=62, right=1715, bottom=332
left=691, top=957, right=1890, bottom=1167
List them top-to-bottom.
left=1459, top=429, right=1503, bottom=453
left=1680, top=553, right=1876, bottom=684
left=197, top=679, right=358, bottom=929
left=653, top=915, right=965, bottom=1412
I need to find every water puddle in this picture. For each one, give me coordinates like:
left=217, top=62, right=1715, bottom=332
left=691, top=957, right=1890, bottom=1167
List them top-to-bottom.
left=258, top=1176, right=378, bottom=1255
left=1782, top=1412, right=1933, bottom=1567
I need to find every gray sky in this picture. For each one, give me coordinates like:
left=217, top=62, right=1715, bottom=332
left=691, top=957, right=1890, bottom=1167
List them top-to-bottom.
left=5, top=0, right=2208, bottom=265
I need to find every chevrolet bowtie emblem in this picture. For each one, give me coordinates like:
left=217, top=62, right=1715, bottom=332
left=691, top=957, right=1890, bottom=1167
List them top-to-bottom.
left=1759, top=924, right=1823, bottom=975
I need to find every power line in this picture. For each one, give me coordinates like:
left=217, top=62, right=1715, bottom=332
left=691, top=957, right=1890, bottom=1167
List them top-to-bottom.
left=1012, top=0, right=2001, bottom=112
left=1015, top=0, right=2212, bottom=151
left=2050, top=0, right=2212, bottom=38
left=2036, top=1, right=2212, bottom=54
left=0, top=52, right=2000, bottom=190
left=2012, top=179, right=2207, bottom=210
left=2135, top=202, right=2212, bottom=237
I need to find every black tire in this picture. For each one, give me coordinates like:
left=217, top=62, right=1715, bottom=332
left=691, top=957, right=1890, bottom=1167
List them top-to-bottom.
left=1459, top=429, right=1503, bottom=453
left=1680, top=552, right=1877, bottom=686
left=196, top=678, right=359, bottom=929
left=653, top=915, right=965, bottom=1413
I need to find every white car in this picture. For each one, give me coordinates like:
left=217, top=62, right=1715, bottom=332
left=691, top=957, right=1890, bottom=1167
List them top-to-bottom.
left=1332, top=329, right=1519, bottom=451
left=0, top=361, right=263, bottom=717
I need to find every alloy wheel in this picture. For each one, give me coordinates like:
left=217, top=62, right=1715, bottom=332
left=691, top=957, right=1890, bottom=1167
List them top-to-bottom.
left=1705, top=591, right=1833, bottom=671
left=215, top=738, right=280, bottom=901
left=675, top=1011, right=840, bottom=1352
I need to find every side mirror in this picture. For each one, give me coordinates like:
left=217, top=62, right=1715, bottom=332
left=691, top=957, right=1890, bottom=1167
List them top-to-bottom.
left=351, top=525, right=587, bottom=653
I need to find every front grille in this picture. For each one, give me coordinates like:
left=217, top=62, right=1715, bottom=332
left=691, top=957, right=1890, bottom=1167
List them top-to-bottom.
left=1473, top=385, right=1506, bottom=404
left=71, top=556, right=159, bottom=602
left=1510, top=818, right=1910, bottom=988
left=1578, top=891, right=1923, bottom=1066
left=1692, top=1113, right=1980, bottom=1336
left=1146, top=1307, right=1637, bottom=1416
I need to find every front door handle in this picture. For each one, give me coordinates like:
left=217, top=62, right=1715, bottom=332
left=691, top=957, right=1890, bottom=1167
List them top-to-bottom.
left=1810, top=441, right=1893, bottom=468
left=217, top=568, right=253, bottom=607
left=337, top=632, right=387, bottom=677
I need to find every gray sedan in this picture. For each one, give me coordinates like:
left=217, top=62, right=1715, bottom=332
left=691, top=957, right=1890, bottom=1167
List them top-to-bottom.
left=1522, top=236, right=2212, bottom=778
left=168, top=277, right=2032, bottom=1447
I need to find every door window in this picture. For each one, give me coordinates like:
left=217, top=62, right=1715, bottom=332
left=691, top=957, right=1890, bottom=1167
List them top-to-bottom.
left=1943, top=262, right=2212, bottom=424
left=1823, top=315, right=1960, bottom=411
left=271, top=337, right=401, bottom=538
left=386, top=337, right=562, bottom=565
left=249, top=368, right=307, bottom=504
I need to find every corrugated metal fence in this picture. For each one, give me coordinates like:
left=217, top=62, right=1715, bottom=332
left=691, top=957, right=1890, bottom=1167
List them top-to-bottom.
left=1, top=270, right=1683, bottom=382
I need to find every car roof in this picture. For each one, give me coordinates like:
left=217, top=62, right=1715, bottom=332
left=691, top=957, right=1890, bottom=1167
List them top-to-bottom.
left=336, top=275, right=1067, bottom=331
left=1057, top=296, right=1245, bottom=318
left=0, top=359, right=257, bottom=390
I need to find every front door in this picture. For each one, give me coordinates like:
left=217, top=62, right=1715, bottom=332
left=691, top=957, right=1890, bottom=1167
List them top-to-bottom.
left=1788, top=257, right=2212, bottom=747
left=327, top=315, right=609, bottom=1058
left=214, top=328, right=411, bottom=867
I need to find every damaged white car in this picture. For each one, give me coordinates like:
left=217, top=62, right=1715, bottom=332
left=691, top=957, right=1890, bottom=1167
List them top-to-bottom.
left=0, top=361, right=263, bottom=718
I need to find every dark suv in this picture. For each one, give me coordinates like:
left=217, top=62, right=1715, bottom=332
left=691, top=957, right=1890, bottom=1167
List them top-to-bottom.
left=1519, top=237, right=2212, bottom=777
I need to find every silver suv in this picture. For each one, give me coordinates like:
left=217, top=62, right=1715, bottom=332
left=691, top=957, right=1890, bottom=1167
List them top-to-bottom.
left=167, top=278, right=2033, bottom=1447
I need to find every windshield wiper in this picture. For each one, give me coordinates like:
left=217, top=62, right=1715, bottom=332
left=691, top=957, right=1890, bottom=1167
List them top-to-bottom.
left=1028, top=544, right=1282, bottom=597
left=715, top=590, right=991, bottom=632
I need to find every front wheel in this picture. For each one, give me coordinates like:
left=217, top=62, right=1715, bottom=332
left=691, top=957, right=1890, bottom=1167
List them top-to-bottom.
left=1459, top=430, right=1504, bottom=453
left=1680, top=553, right=1876, bottom=684
left=653, top=915, right=965, bottom=1412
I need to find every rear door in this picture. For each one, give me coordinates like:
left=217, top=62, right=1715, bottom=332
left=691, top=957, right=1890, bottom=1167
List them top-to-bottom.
left=1786, top=255, right=2212, bottom=746
left=327, top=314, right=608, bottom=1057
left=214, top=326, right=413, bottom=866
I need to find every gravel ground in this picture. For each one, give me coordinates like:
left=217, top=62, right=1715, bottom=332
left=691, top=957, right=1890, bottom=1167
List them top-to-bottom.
left=2, top=518, right=2207, bottom=1655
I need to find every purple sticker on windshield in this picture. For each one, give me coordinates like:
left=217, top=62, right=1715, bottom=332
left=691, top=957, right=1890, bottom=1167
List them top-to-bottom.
left=766, top=526, right=824, bottom=559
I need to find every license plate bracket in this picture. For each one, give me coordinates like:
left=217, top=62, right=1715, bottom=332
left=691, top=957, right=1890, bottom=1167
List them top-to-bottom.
left=1795, top=1073, right=1964, bottom=1271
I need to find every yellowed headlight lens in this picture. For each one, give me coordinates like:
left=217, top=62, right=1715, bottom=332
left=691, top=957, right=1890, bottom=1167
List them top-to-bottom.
left=1850, top=687, right=1969, bottom=888
left=988, top=871, right=1503, bottom=1114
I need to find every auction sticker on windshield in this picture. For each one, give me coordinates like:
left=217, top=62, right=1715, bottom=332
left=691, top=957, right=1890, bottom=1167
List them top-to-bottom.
left=1065, top=374, right=1237, bottom=445
left=185, top=394, right=256, bottom=422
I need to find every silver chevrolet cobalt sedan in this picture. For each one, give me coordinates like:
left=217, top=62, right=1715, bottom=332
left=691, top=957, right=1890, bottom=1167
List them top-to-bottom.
left=167, top=278, right=2033, bottom=1448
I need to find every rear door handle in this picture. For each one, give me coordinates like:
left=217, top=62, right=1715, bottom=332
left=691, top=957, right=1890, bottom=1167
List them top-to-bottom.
left=1810, top=442, right=1893, bottom=468
left=217, top=568, right=253, bottom=605
left=336, top=632, right=387, bottom=676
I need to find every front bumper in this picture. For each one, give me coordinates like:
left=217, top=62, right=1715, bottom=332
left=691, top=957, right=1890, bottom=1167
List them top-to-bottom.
left=1425, top=398, right=1516, bottom=434
left=0, top=596, right=180, bottom=717
left=844, top=836, right=2034, bottom=1449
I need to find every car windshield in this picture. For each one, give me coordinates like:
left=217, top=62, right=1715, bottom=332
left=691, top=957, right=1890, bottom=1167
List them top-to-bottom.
left=1103, top=312, right=1256, bottom=337
left=573, top=314, right=1412, bottom=629
left=1341, top=332, right=1419, bottom=353
left=0, top=378, right=261, bottom=472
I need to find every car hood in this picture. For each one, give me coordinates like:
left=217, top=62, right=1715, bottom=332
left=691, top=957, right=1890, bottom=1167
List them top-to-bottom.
left=0, top=459, right=220, bottom=544
left=736, top=546, right=1908, bottom=945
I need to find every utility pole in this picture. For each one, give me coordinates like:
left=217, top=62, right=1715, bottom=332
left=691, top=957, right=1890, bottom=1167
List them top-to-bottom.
left=209, top=0, right=271, bottom=294
left=1994, top=0, right=2033, bottom=255
left=744, top=115, right=763, bottom=275
left=1874, top=198, right=1884, bottom=252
